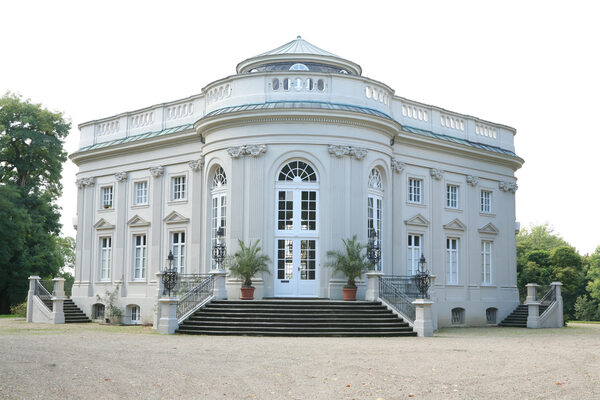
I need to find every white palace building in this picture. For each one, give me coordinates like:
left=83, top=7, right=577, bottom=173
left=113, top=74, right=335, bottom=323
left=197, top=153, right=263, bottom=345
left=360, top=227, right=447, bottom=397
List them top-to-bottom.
left=69, top=37, right=523, bottom=330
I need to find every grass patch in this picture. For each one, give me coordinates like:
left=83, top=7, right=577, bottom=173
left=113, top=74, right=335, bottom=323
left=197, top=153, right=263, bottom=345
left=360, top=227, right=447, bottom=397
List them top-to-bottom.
left=0, top=315, right=20, bottom=319
left=568, top=320, right=600, bottom=324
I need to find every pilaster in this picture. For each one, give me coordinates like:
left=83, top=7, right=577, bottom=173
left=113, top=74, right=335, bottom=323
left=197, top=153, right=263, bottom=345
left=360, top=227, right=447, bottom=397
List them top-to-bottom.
left=189, top=158, right=204, bottom=274
left=150, top=167, right=164, bottom=278
left=114, top=172, right=128, bottom=296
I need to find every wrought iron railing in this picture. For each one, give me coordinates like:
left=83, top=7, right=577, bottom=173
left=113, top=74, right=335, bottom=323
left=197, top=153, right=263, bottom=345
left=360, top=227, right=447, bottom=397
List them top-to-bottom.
left=176, top=274, right=214, bottom=321
left=379, top=276, right=417, bottom=322
left=34, top=279, right=53, bottom=310
left=539, top=285, right=556, bottom=307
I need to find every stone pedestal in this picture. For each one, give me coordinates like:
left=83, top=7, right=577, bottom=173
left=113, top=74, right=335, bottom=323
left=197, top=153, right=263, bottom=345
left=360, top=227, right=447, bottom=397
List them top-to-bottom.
left=210, top=270, right=228, bottom=300
left=365, top=271, right=382, bottom=301
left=27, top=276, right=40, bottom=323
left=551, top=282, right=564, bottom=327
left=525, top=283, right=538, bottom=303
left=52, top=297, right=65, bottom=324
left=157, top=297, right=179, bottom=334
left=412, top=299, right=434, bottom=337
left=527, top=302, right=541, bottom=328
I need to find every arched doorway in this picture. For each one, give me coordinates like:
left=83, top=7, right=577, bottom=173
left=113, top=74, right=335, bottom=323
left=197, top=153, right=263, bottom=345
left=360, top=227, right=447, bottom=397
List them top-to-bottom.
left=274, top=161, right=319, bottom=297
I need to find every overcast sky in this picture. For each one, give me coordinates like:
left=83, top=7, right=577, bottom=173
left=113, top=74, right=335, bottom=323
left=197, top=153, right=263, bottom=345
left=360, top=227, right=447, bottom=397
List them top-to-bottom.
left=1, top=1, right=598, bottom=254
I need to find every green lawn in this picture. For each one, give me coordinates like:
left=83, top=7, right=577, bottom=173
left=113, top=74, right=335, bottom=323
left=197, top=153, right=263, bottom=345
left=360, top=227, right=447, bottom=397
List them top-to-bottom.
left=0, top=315, right=21, bottom=319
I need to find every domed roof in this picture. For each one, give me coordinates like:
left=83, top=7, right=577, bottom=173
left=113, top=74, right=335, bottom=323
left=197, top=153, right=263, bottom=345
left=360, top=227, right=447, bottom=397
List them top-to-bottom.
left=236, top=36, right=362, bottom=76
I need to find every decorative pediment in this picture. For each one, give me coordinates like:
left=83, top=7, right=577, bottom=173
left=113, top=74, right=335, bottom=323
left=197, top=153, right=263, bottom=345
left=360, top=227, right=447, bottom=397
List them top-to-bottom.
left=163, top=211, right=189, bottom=224
left=404, top=213, right=430, bottom=227
left=127, top=215, right=150, bottom=227
left=94, top=218, right=115, bottom=230
left=443, top=218, right=466, bottom=231
left=478, top=222, right=499, bottom=235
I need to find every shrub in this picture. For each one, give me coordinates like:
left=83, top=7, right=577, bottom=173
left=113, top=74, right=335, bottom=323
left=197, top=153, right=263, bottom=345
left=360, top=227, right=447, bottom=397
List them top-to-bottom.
left=10, top=301, right=27, bottom=317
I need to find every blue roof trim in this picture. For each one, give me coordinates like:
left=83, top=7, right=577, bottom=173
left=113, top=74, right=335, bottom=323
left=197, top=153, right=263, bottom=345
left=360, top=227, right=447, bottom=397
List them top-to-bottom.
left=203, top=100, right=394, bottom=120
left=74, top=123, right=194, bottom=153
left=400, top=125, right=517, bottom=157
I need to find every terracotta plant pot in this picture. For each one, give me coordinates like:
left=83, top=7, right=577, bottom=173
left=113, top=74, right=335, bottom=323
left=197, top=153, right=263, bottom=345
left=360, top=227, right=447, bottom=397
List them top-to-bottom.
left=240, top=286, right=255, bottom=300
left=343, top=287, right=357, bottom=301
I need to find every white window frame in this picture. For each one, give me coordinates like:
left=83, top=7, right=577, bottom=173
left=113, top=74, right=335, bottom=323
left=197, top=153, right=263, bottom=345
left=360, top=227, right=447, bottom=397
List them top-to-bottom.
left=211, top=166, right=228, bottom=268
left=367, top=168, right=384, bottom=272
left=171, top=175, right=187, bottom=201
left=408, top=178, right=423, bottom=204
left=133, top=180, right=149, bottom=206
left=446, top=184, right=459, bottom=209
left=100, top=186, right=113, bottom=209
left=480, top=190, right=492, bottom=213
left=170, top=231, right=186, bottom=274
left=133, top=234, right=147, bottom=280
left=407, top=234, right=422, bottom=275
left=99, top=236, right=112, bottom=281
left=446, top=238, right=459, bottom=284
left=482, top=240, right=493, bottom=284
left=130, top=305, right=140, bottom=324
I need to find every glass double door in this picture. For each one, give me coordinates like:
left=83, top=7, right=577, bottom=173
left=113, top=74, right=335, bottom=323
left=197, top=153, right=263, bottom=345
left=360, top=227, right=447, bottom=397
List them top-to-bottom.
left=274, top=188, right=318, bottom=297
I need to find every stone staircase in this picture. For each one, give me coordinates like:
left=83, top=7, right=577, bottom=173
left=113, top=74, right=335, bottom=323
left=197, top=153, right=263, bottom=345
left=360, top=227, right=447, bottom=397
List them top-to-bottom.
left=41, top=298, right=91, bottom=323
left=176, top=299, right=416, bottom=337
left=498, top=304, right=548, bottom=328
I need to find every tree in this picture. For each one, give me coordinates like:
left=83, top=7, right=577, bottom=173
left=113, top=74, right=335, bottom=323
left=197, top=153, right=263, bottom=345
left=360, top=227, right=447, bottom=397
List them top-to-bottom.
left=0, top=93, right=71, bottom=314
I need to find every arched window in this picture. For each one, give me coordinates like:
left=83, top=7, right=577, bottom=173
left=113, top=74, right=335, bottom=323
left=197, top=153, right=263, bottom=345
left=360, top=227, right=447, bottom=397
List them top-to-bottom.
left=289, top=63, right=309, bottom=71
left=278, top=160, right=317, bottom=182
left=211, top=166, right=227, bottom=267
left=368, top=168, right=383, bottom=271
left=92, top=304, right=105, bottom=320
left=486, top=307, right=497, bottom=324
left=451, top=308, right=465, bottom=325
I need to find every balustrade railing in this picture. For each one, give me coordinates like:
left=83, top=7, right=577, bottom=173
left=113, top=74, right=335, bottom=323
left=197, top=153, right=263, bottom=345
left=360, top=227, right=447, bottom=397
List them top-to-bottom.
left=176, top=274, right=214, bottom=321
left=379, top=275, right=418, bottom=322
left=539, top=285, right=556, bottom=307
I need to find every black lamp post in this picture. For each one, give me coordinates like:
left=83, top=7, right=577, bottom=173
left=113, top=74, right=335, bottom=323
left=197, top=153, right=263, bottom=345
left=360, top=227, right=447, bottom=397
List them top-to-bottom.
left=212, top=225, right=226, bottom=270
left=367, top=229, right=381, bottom=269
left=162, top=251, right=178, bottom=296
left=414, top=254, right=431, bottom=299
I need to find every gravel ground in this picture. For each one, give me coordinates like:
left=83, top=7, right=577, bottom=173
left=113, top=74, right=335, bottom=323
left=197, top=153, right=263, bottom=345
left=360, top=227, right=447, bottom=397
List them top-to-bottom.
left=0, top=318, right=599, bottom=400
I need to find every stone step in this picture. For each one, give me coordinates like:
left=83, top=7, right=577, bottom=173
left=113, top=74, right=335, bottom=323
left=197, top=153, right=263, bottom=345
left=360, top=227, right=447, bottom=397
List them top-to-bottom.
left=176, top=329, right=417, bottom=337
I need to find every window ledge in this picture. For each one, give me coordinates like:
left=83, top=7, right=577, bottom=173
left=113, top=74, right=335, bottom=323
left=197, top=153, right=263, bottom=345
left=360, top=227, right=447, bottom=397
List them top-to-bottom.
left=168, top=199, right=188, bottom=205
left=406, top=202, right=426, bottom=207
left=131, top=204, right=149, bottom=209
left=445, top=207, right=463, bottom=213
left=98, top=208, right=114, bottom=212
left=479, top=212, right=496, bottom=217
left=128, top=280, right=147, bottom=284
left=445, top=284, right=463, bottom=287
left=480, top=284, right=496, bottom=287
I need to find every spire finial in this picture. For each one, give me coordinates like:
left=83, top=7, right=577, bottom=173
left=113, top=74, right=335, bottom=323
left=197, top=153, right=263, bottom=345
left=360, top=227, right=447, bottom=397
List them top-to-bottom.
left=297, top=35, right=302, bottom=39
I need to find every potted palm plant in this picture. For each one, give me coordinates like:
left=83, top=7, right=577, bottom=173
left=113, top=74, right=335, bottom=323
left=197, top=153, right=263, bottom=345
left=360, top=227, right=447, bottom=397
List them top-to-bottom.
left=327, top=235, right=372, bottom=301
left=227, top=239, right=271, bottom=300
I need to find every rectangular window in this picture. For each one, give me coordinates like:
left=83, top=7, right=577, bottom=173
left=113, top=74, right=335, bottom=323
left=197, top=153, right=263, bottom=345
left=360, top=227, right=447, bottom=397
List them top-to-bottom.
left=171, top=176, right=186, bottom=201
left=408, top=178, right=422, bottom=204
left=134, top=181, right=148, bottom=205
left=446, top=184, right=458, bottom=209
left=101, top=186, right=113, bottom=209
left=277, top=190, right=293, bottom=231
left=480, top=190, right=492, bottom=213
left=300, top=191, right=317, bottom=231
left=211, top=192, right=227, bottom=268
left=171, top=232, right=185, bottom=273
left=133, top=234, right=147, bottom=280
left=407, top=234, right=422, bottom=275
left=100, top=237, right=112, bottom=281
left=446, top=238, right=459, bottom=284
left=482, top=241, right=493, bottom=284
left=131, top=306, right=140, bottom=323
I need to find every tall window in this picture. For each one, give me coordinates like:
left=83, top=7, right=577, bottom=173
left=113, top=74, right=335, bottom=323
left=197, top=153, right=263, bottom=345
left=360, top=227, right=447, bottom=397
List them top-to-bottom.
left=211, top=166, right=227, bottom=266
left=368, top=168, right=383, bottom=271
left=171, top=176, right=186, bottom=200
left=408, top=178, right=422, bottom=204
left=134, top=181, right=148, bottom=205
left=446, top=184, right=458, bottom=209
left=101, top=186, right=113, bottom=208
left=480, top=190, right=492, bottom=213
left=171, top=232, right=185, bottom=273
left=407, top=234, right=422, bottom=275
left=133, top=235, right=147, bottom=280
left=100, top=237, right=112, bottom=280
left=446, top=238, right=459, bottom=284
left=482, top=241, right=493, bottom=284
left=130, top=305, right=140, bottom=324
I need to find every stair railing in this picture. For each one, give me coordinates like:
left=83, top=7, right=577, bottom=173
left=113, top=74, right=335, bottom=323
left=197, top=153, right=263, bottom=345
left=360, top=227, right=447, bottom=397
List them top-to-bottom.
left=176, top=274, right=214, bottom=323
left=379, top=275, right=418, bottom=323
left=34, top=279, right=54, bottom=311
left=539, top=285, right=556, bottom=307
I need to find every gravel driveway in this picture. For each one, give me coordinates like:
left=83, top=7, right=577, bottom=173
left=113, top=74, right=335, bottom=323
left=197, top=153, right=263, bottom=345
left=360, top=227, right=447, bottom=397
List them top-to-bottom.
left=1, top=318, right=599, bottom=399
